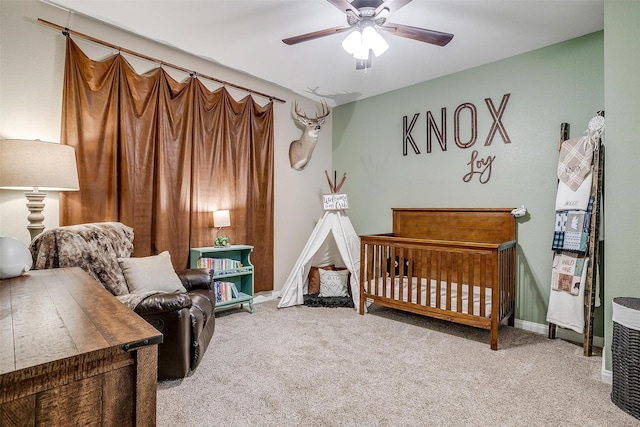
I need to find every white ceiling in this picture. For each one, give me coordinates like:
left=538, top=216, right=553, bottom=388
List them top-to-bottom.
left=47, top=0, right=604, bottom=106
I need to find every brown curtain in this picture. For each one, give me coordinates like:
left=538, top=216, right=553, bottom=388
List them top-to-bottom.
left=60, top=37, right=274, bottom=292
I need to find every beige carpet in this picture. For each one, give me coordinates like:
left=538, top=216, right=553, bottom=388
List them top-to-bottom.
left=157, top=299, right=638, bottom=426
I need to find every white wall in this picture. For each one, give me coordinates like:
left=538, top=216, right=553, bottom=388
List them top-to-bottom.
left=0, top=0, right=332, bottom=291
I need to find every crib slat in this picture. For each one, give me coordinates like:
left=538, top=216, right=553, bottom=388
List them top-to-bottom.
left=368, top=243, right=374, bottom=295
left=375, top=244, right=381, bottom=297
left=381, top=244, right=388, bottom=296
left=370, top=245, right=380, bottom=300
left=380, top=245, right=385, bottom=295
left=390, top=246, right=396, bottom=299
left=398, top=247, right=404, bottom=300
left=406, top=248, right=413, bottom=303
left=498, top=248, right=504, bottom=320
left=415, top=249, right=423, bottom=306
left=426, top=250, right=432, bottom=307
left=435, top=251, right=442, bottom=310
left=445, top=251, right=452, bottom=311
left=456, top=252, right=463, bottom=314
left=467, top=253, right=474, bottom=316
left=479, top=253, right=487, bottom=318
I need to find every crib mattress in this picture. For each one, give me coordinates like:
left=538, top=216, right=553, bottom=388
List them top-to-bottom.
left=365, top=277, right=492, bottom=317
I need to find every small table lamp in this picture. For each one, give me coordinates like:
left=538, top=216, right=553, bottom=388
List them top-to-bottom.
left=0, top=139, right=80, bottom=241
left=213, top=209, right=231, bottom=247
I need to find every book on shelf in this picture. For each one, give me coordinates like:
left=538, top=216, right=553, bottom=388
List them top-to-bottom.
left=197, top=257, right=243, bottom=271
left=213, top=281, right=240, bottom=302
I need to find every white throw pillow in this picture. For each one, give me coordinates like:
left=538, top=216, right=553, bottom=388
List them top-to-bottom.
left=118, top=251, right=187, bottom=294
left=318, top=268, right=349, bottom=297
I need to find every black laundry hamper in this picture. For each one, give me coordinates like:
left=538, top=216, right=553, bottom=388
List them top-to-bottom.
left=611, top=297, right=640, bottom=420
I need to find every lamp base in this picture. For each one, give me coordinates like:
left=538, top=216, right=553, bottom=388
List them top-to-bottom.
left=25, top=191, right=46, bottom=241
left=214, top=235, right=230, bottom=247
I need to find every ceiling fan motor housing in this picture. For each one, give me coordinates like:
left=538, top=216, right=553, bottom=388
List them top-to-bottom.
left=347, top=0, right=389, bottom=27
left=350, top=0, right=386, bottom=11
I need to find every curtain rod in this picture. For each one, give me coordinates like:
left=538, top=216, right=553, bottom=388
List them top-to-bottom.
left=38, top=18, right=286, bottom=104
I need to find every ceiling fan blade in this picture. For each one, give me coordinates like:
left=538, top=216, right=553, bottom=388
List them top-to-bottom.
left=327, top=0, right=360, bottom=16
left=375, top=0, right=413, bottom=16
left=379, top=23, right=454, bottom=47
left=283, top=26, right=352, bottom=45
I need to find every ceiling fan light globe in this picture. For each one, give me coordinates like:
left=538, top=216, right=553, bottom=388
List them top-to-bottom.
left=361, top=26, right=375, bottom=49
left=363, top=27, right=389, bottom=57
left=342, top=30, right=362, bottom=55
left=371, top=38, right=389, bottom=56
left=353, top=47, right=370, bottom=60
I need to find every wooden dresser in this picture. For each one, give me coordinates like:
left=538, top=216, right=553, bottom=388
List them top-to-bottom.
left=0, top=267, right=162, bottom=426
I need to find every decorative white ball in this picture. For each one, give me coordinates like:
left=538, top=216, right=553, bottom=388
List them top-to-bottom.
left=0, top=237, right=33, bottom=279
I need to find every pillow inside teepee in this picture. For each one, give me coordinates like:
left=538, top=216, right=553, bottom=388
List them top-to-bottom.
left=308, top=264, right=335, bottom=294
left=318, top=268, right=349, bottom=297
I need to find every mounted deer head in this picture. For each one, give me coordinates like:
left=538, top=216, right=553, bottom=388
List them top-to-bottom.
left=289, top=100, right=330, bottom=171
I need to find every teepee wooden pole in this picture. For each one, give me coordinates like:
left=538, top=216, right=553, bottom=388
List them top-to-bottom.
left=335, top=173, right=347, bottom=193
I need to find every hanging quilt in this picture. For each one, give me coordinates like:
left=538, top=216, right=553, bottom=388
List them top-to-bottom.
left=557, top=136, right=594, bottom=191
left=555, top=169, right=592, bottom=211
left=551, top=197, right=593, bottom=254
left=550, top=251, right=587, bottom=296
left=546, top=255, right=589, bottom=333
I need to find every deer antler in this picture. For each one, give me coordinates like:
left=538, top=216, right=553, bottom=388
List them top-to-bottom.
left=293, top=100, right=308, bottom=120
left=295, top=100, right=330, bottom=121
left=316, top=100, right=330, bottom=119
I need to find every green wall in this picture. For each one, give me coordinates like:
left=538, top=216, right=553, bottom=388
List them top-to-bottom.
left=603, top=0, right=640, bottom=370
left=333, top=32, right=605, bottom=332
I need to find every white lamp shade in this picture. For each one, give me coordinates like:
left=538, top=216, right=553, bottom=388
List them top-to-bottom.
left=0, top=139, right=79, bottom=191
left=213, top=209, right=231, bottom=227
left=0, top=237, right=32, bottom=279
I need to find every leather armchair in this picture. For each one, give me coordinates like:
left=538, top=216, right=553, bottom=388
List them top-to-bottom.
left=29, top=222, right=216, bottom=380
left=135, top=270, right=216, bottom=379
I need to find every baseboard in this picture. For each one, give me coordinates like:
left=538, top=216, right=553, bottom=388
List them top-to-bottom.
left=253, top=290, right=280, bottom=304
left=514, top=319, right=610, bottom=383
left=514, top=319, right=604, bottom=348
left=601, top=350, right=612, bottom=384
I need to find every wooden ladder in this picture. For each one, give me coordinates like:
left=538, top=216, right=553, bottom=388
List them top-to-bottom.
left=548, top=112, right=604, bottom=356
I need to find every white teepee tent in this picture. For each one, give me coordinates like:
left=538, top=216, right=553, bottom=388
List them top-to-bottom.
left=278, top=209, right=360, bottom=312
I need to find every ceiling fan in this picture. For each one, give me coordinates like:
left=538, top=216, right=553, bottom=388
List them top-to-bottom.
left=282, top=0, right=454, bottom=70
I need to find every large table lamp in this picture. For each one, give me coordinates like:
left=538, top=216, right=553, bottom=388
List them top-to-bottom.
left=0, top=139, right=80, bottom=241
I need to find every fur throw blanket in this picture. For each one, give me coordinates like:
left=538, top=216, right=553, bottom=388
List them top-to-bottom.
left=29, top=222, right=158, bottom=309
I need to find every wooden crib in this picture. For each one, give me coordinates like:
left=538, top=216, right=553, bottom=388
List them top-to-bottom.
left=359, top=208, right=517, bottom=350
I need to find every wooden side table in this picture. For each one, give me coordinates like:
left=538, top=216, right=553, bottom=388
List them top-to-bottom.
left=0, top=267, right=162, bottom=426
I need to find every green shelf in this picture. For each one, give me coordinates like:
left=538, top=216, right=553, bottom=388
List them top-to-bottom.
left=189, top=245, right=254, bottom=313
